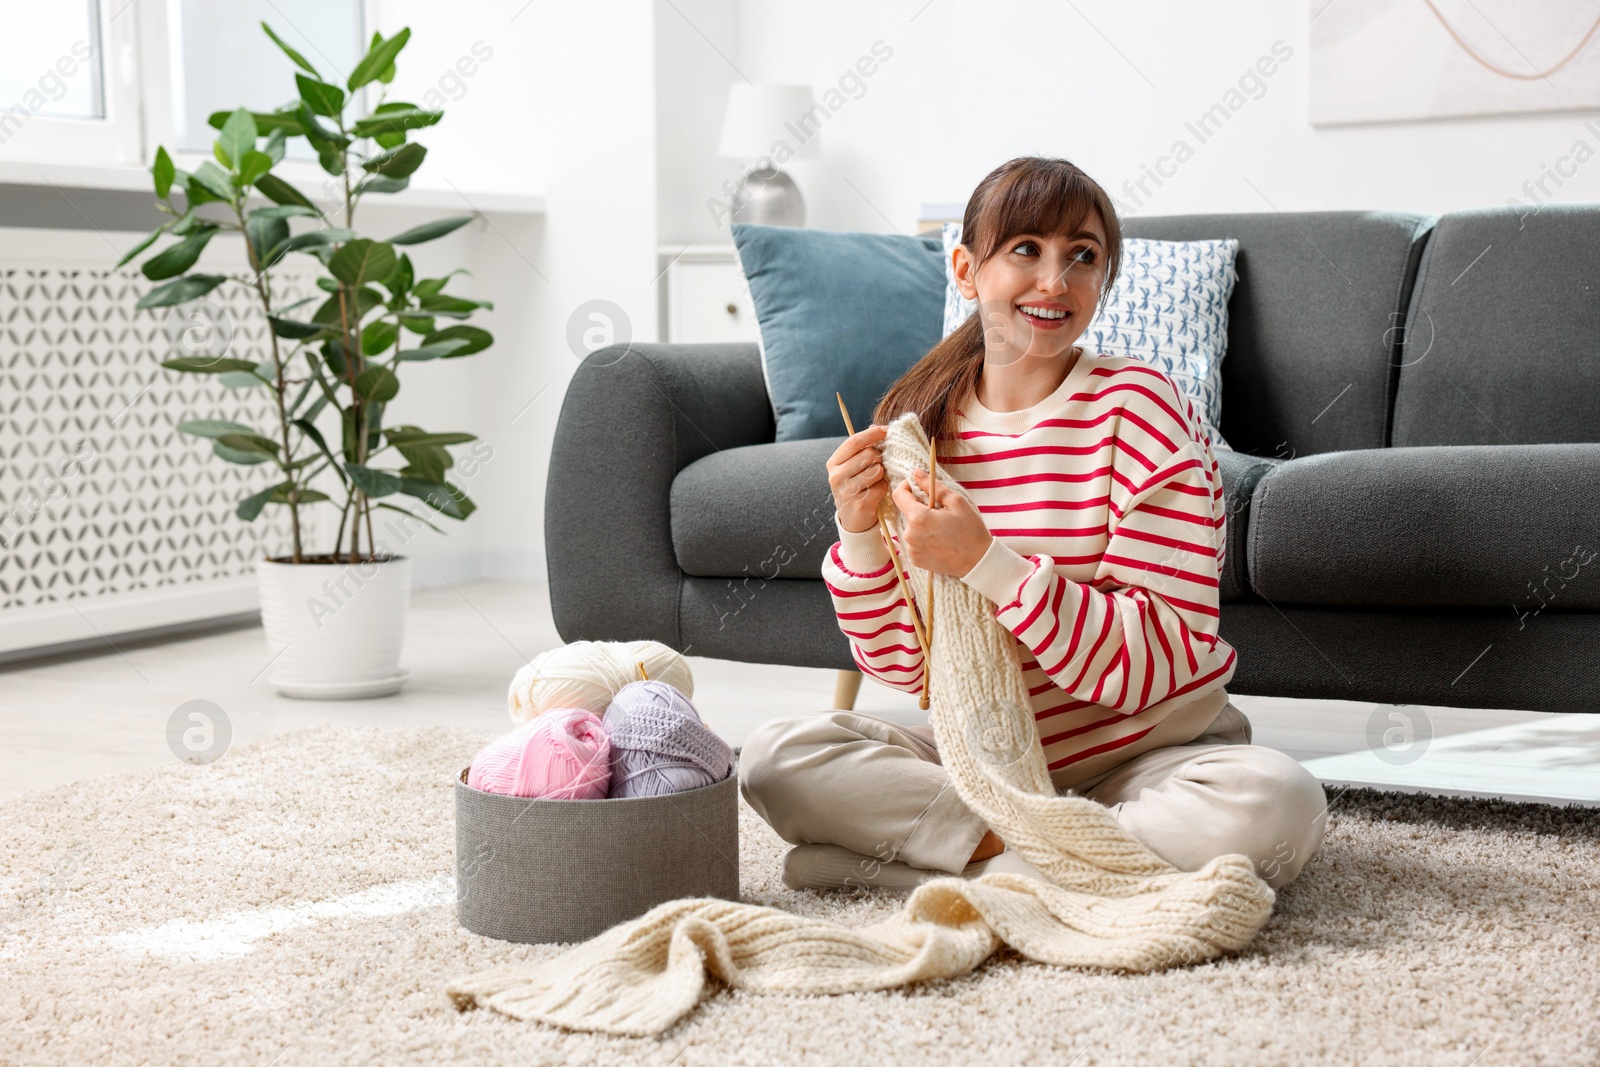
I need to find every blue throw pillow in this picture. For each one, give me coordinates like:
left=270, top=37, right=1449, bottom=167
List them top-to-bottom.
left=731, top=223, right=945, bottom=442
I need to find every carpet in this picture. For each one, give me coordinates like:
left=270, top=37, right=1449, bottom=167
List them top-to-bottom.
left=1, top=722, right=1595, bottom=1066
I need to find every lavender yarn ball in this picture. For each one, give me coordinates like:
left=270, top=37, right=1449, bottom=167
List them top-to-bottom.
left=601, top=680, right=733, bottom=798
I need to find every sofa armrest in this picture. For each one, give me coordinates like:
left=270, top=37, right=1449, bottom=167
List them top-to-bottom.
left=545, top=342, right=774, bottom=647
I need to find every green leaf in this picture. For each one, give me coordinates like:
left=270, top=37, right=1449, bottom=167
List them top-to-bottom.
left=261, top=22, right=319, bottom=77
left=347, top=27, right=411, bottom=92
left=295, top=73, right=346, bottom=118
left=296, top=103, right=350, bottom=150
left=208, top=107, right=303, bottom=133
left=351, top=108, right=441, bottom=138
left=217, top=109, right=257, bottom=169
left=262, top=127, right=287, bottom=165
left=374, top=130, right=406, bottom=150
left=361, top=142, right=426, bottom=179
left=152, top=147, right=175, bottom=199
left=317, top=149, right=344, bottom=177
left=237, top=150, right=274, bottom=187
left=189, top=161, right=233, bottom=201
left=175, top=172, right=221, bottom=207
left=256, top=173, right=315, bottom=209
left=355, top=175, right=409, bottom=196
left=251, top=204, right=320, bottom=221
left=170, top=209, right=202, bottom=235
left=246, top=213, right=289, bottom=265
left=387, top=215, right=473, bottom=246
left=114, top=226, right=168, bottom=270
left=142, top=227, right=217, bottom=280
left=329, top=239, right=397, bottom=286
left=382, top=253, right=413, bottom=300
left=412, top=269, right=468, bottom=298
left=137, top=274, right=228, bottom=310
left=312, top=287, right=382, bottom=328
left=418, top=293, right=491, bottom=316
left=397, top=312, right=435, bottom=336
left=268, top=315, right=327, bottom=339
left=361, top=320, right=398, bottom=356
left=421, top=324, right=492, bottom=357
left=393, top=338, right=471, bottom=361
left=322, top=339, right=349, bottom=377
left=161, top=356, right=257, bottom=373
left=353, top=365, right=400, bottom=402
left=219, top=370, right=270, bottom=389
left=293, top=417, right=349, bottom=489
left=178, top=419, right=255, bottom=439
left=385, top=426, right=476, bottom=447
left=216, top=431, right=280, bottom=457
left=214, top=441, right=272, bottom=466
left=397, top=444, right=449, bottom=483
left=345, top=462, right=402, bottom=497
left=399, top=477, right=474, bottom=520
left=237, top=481, right=289, bottom=520
left=273, top=484, right=329, bottom=505
left=375, top=500, right=444, bottom=535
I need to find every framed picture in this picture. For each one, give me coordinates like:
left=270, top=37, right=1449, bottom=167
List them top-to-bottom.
left=1310, top=0, right=1600, bottom=124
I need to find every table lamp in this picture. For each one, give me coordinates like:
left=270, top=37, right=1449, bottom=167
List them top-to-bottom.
left=717, top=83, right=821, bottom=227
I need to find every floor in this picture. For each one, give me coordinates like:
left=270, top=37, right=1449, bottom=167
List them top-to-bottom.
left=2, top=579, right=1595, bottom=806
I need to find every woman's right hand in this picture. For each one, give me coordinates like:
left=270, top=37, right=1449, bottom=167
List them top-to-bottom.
left=827, top=423, right=890, bottom=534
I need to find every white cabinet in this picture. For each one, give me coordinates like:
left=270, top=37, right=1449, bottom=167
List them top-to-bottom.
left=660, top=245, right=759, bottom=343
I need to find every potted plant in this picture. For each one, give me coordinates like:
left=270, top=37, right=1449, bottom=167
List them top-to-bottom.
left=117, top=23, right=493, bottom=699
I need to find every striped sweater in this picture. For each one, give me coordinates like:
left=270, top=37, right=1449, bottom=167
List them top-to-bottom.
left=824, top=350, right=1236, bottom=792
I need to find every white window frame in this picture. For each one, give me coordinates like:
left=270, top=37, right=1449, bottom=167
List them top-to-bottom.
left=0, top=0, right=143, bottom=167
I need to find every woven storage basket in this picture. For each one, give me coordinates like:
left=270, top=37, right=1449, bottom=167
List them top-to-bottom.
left=454, top=765, right=741, bottom=944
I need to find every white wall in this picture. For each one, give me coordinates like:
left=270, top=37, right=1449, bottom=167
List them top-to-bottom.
left=368, top=0, right=660, bottom=587
left=645, top=0, right=1600, bottom=239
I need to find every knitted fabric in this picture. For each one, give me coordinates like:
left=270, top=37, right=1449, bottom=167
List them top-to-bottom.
left=446, top=411, right=1277, bottom=1036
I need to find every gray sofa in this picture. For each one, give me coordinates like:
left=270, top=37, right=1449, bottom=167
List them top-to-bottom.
left=546, top=206, right=1600, bottom=716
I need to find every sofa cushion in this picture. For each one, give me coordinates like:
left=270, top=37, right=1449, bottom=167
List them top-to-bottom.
left=1391, top=204, right=1600, bottom=447
left=1120, top=211, right=1434, bottom=458
left=730, top=223, right=945, bottom=443
left=941, top=225, right=1241, bottom=452
left=671, top=437, right=1270, bottom=602
left=1247, top=443, right=1600, bottom=610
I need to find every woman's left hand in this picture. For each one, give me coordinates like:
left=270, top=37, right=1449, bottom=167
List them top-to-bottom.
left=891, top=468, right=993, bottom=578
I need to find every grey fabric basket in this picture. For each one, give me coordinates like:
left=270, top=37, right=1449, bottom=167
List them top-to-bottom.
left=454, top=765, right=740, bottom=944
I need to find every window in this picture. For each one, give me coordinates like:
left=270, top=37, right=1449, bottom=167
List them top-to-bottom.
left=0, top=0, right=141, bottom=164
left=0, top=0, right=364, bottom=173
left=159, top=0, right=366, bottom=161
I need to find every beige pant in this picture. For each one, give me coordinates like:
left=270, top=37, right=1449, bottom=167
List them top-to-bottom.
left=739, top=702, right=1329, bottom=889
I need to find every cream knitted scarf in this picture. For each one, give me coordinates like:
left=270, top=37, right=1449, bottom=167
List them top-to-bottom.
left=446, top=412, right=1276, bottom=1036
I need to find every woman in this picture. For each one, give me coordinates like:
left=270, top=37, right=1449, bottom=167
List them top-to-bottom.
left=740, top=156, right=1329, bottom=894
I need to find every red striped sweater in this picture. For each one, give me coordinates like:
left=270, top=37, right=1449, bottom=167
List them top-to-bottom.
left=823, top=350, right=1235, bottom=792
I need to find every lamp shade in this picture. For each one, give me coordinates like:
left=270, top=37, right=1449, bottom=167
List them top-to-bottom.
left=716, top=83, right=822, bottom=161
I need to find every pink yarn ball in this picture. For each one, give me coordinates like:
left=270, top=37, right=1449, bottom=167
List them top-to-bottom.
left=467, top=708, right=612, bottom=799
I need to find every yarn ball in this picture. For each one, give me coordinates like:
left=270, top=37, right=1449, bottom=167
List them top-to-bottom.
left=507, top=640, right=694, bottom=727
left=602, top=680, right=733, bottom=798
left=467, top=708, right=612, bottom=799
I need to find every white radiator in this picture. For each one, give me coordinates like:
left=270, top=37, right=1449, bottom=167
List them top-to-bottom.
left=0, top=226, right=326, bottom=659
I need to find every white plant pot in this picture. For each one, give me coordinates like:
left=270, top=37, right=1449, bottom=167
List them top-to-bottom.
left=256, top=554, right=413, bottom=699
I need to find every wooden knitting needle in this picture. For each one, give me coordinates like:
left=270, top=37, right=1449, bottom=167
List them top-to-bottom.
left=836, top=393, right=932, bottom=711
left=925, top=433, right=937, bottom=705
left=637, top=660, right=648, bottom=681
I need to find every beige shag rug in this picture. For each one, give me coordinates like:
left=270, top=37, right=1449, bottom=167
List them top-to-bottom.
left=1, top=723, right=1596, bottom=1067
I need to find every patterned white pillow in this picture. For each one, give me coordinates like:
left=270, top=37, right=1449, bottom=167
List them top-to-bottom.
left=942, top=222, right=1236, bottom=451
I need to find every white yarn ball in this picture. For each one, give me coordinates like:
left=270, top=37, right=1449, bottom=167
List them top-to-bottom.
left=507, top=639, right=694, bottom=726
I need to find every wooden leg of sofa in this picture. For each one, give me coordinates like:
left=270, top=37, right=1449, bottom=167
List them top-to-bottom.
left=833, top=670, right=863, bottom=711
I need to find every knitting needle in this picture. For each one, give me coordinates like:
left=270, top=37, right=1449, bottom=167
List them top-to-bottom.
left=835, top=394, right=932, bottom=707
left=924, top=433, right=937, bottom=707
left=637, top=660, right=648, bottom=681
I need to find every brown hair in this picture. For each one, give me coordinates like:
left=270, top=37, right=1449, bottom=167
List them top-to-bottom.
left=871, top=156, right=1123, bottom=448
